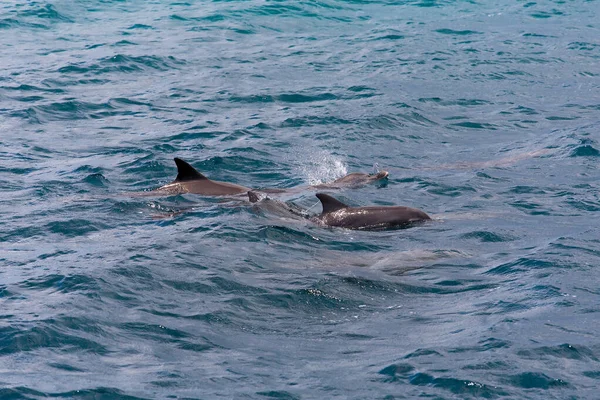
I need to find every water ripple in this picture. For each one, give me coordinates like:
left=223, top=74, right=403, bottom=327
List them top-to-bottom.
left=1, top=0, right=599, bottom=398
left=58, top=54, right=185, bottom=75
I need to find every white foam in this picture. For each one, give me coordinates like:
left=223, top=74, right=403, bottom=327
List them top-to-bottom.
left=296, top=150, right=348, bottom=185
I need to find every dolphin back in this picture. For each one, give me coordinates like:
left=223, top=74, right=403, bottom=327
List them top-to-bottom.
left=314, top=193, right=430, bottom=230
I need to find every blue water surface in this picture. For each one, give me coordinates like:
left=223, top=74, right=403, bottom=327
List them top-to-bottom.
left=1, top=0, right=600, bottom=398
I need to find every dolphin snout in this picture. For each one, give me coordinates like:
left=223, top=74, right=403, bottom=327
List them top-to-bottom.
left=373, top=170, right=389, bottom=180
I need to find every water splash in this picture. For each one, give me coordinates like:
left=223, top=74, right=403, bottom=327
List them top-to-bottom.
left=297, top=150, right=347, bottom=186
left=372, top=162, right=381, bottom=174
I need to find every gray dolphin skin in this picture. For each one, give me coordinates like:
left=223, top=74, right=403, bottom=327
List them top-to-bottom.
left=154, top=158, right=251, bottom=196
left=311, top=170, right=389, bottom=189
left=247, top=190, right=307, bottom=220
left=313, top=193, right=430, bottom=230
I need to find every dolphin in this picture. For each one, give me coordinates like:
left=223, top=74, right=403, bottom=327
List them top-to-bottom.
left=153, top=158, right=250, bottom=196
left=255, top=170, right=389, bottom=196
left=311, top=170, right=389, bottom=189
left=247, top=190, right=308, bottom=220
left=312, top=193, right=430, bottom=230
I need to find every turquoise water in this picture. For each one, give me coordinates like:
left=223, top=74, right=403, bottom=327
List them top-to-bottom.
left=1, top=0, right=600, bottom=398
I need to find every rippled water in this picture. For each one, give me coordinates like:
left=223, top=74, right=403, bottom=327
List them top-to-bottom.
left=1, top=1, right=600, bottom=398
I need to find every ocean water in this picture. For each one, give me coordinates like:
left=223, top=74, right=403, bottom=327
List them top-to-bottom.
left=1, top=0, right=600, bottom=398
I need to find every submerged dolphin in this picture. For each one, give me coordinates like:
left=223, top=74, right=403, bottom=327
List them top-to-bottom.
left=154, top=158, right=250, bottom=196
left=247, top=190, right=308, bottom=220
left=312, top=193, right=430, bottom=230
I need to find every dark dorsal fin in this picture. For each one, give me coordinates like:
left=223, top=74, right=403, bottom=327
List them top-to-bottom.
left=174, top=158, right=207, bottom=182
left=247, top=190, right=261, bottom=203
left=316, top=193, right=349, bottom=214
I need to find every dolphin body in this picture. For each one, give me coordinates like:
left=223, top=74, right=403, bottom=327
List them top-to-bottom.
left=153, top=158, right=250, bottom=196
left=311, top=171, right=389, bottom=189
left=247, top=190, right=308, bottom=221
left=312, top=193, right=430, bottom=230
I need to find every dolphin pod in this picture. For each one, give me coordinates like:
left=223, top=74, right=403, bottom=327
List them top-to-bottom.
left=135, top=150, right=554, bottom=229
left=144, top=157, right=428, bottom=231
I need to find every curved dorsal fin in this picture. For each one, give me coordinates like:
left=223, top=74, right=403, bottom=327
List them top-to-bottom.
left=174, top=158, right=207, bottom=181
left=248, top=190, right=261, bottom=203
left=316, top=193, right=349, bottom=214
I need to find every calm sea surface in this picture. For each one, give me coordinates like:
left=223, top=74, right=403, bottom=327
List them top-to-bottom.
left=1, top=1, right=600, bottom=398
